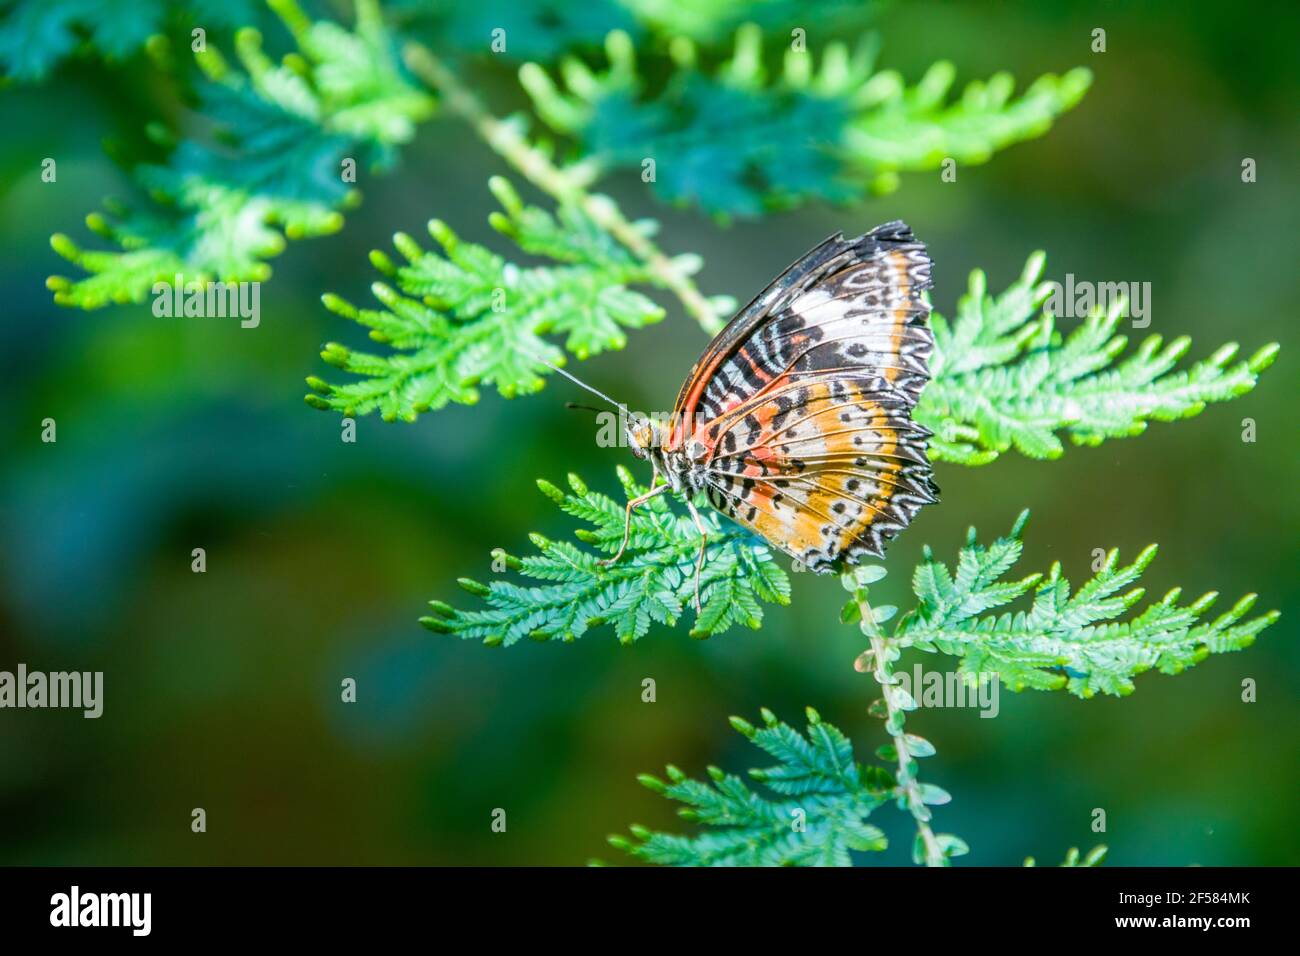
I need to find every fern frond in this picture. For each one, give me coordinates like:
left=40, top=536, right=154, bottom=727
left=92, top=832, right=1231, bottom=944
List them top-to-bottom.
left=46, top=0, right=434, bottom=309
left=520, top=26, right=1089, bottom=218
left=843, top=60, right=1090, bottom=193
left=304, top=177, right=677, bottom=420
left=917, top=252, right=1280, bottom=465
left=421, top=466, right=790, bottom=644
left=423, top=476, right=1278, bottom=668
left=896, top=512, right=1279, bottom=697
left=842, top=566, right=965, bottom=866
left=612, top=707, right=892, bottom=866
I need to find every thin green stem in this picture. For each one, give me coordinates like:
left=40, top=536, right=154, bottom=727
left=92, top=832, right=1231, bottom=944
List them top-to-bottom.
left=402, top=42, right=724, bottom=336
left=851, top=587, right=946, bottom=868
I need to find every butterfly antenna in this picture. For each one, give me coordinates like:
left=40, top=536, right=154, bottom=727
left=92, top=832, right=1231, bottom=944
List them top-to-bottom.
left=531, top=354, right=628, bottom=415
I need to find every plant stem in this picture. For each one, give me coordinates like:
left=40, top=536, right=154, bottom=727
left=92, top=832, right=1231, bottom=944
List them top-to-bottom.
left=402, top=42, right=725, bottom=336
left=852, top=588, right=947, bottom=868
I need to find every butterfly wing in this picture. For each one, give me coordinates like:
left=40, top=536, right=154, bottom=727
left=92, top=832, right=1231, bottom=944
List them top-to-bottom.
left=675, top=221, right=938, bottom=571
left=668, top=232, right=853, bottom=442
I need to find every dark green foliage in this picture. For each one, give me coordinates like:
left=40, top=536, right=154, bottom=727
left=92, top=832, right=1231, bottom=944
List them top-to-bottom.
left=0, top=0, right=268, bottom=81
left=0, top=0, right=162, bottom=80
left=45, top=0, right=434, bottom=308
left=405, top=0, right=639, bottom=61
left=34, top=2, right=1096, bottom=310
left=522, top=27, right=1091, bottom=217
left=585, top=74, right=855, bottom=217
left=304, top=177, right=671, bottom=420
left=918, top=253, right=1281, bottom=465
left=421, top=467, right=791, bottom=645
left=897, top=512, right=1279, bottom=697
left=612, top=708, right=892, bottom=866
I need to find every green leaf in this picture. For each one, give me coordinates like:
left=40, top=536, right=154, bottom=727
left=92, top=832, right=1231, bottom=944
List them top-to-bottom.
left=46, top=0, right=435, bottom=309
left=521, top=26, right=1090, bottom=218
left=307, top=178, right=667, bottom=420
left=918, top=252, right=1280, bottom=465
left=423, top=466, right=791, bottom=644
left=896, top=513, right=1280, bottom=697
left=616, top=709, right=890, bottom=866
left=902, top=733, right=936, bottom=758
left=918, top=783, right=951, bottom=806
left=935, top=833, right=970, bottom=859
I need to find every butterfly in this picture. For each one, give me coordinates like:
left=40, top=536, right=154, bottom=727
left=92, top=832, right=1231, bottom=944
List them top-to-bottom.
left=552, top=221, right=939, bottom=610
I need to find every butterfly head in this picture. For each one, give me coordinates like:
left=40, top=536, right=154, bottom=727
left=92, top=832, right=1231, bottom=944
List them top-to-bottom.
left=626, top=414, right=708, bottom=496
left=626, top=415, right=660, bottom=461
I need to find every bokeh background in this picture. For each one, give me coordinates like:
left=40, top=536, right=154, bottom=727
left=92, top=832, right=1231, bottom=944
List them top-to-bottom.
left=1, top=0, right=1295, bottom=865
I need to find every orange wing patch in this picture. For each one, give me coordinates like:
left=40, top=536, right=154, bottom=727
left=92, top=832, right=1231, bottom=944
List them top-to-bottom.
left=698, top=378, right=937, bottom=571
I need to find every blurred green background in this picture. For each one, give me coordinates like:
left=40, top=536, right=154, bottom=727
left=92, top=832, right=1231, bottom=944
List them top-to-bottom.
left=1, top=0, right=1296, bottom=865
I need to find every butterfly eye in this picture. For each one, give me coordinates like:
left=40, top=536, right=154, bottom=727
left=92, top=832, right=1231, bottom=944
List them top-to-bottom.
left=626, top=419, right=652, bottom=459
left=686, top=439, right=708, bottom=461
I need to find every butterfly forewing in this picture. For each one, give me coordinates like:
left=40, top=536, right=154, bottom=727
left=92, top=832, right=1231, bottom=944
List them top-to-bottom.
left=671, top=221, right=939, bottom=572
left=669, top=233, right=852, bottom=434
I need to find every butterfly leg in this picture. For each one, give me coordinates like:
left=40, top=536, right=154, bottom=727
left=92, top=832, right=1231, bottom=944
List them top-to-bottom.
left=600, top=483, right=667, bottom=567
left=684, top=497, right=709, bottom=613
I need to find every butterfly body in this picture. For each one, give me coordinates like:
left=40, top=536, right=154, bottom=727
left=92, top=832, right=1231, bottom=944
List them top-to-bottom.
left=619, top=221, right=939, bottom=595
left=626, top=418, right=708, bottom=494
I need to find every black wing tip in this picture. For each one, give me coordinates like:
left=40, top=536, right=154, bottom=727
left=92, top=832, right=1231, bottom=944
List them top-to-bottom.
left=847, top=220, right=929, bottom=268
left=864, top=220, right=916, bottom=243
left=793, top=222, right=925, bottom=282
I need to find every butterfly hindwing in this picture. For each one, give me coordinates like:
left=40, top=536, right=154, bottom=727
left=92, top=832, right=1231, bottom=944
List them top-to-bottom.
left=674, top=221, right=938, bottom=571
left=702, top=378, right=937, bottom=570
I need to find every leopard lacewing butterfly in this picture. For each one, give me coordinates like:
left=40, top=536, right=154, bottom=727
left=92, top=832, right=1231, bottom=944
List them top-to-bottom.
left=553, top=221, right=939, bottom=607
